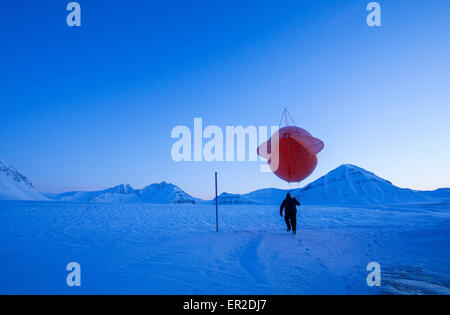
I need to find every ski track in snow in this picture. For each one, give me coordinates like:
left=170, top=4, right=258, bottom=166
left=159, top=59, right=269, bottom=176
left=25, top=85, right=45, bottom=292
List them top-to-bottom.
left=0, top=201, right=449, bottom=294
left=238, top=233, right=269, bottom=291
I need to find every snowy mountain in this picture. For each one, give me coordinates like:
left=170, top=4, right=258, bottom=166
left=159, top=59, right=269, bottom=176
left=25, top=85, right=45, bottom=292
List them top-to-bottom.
left=0, top=160, right=49, bottom=201
left=15, top=162, right=449, bottom=206
left=213, top=164, right=446, bottom=206
left=294, top=164, right=427, bottom=205
left=47, top=182, right=197, bottom=204
left=138, top=182, right=197, bottom=204
left=46, top=184, right=138, bottom=203
left=89, top=184, right=140, bottom=203
left=245, top=188, right=290, bottom=205
left=420, top=188, right=450, bottom=200
left=211, top=189, right=287, bottom=205
left=215, top=193, right=258, bottom=204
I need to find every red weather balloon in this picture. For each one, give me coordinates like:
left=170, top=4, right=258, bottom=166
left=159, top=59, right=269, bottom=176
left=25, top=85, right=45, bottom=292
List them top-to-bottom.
left=257, top=126, right=324, bottom=183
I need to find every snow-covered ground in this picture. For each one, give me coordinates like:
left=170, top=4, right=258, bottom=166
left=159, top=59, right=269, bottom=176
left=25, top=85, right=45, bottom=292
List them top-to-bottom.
left=0, top=201, right=449, bottom=295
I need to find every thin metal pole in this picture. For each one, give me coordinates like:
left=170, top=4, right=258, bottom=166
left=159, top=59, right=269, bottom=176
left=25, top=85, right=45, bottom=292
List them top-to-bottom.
left=215, top=172, right=219, bottom=233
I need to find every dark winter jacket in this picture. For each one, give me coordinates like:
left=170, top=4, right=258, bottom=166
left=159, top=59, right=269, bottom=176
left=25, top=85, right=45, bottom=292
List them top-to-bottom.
left=280, top=196, right=300, bottom=217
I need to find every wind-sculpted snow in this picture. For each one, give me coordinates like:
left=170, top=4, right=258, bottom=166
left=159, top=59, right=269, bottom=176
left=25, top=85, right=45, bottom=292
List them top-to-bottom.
left=0, top=201, right=448, bottom=294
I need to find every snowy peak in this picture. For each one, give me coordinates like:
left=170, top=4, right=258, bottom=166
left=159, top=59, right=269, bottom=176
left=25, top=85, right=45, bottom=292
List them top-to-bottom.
left=0, top=160, right=49, bottom=201
left=0, top=160, right=34, bottom=189
left=12, top=162, right=448, bottom=206
left=214, top=164, right=439, bottom=206
left=297, top=164, right=425, bottom=205
left=327, top=164, right=393, bottom=185
left=142, top=181, right=174, bottom=191
left=48, top=182, right=197, bottom=204
left=140, top=182, right=196, bottom=204
left=47, top=183, right=140, bottom=203
left=89, top=184, right=139, bottom=203
left=105, top=184, right=137, bottom=195
left=213, top=189, right=287, bottom=205
left=216, top=193, right=257, bottom=204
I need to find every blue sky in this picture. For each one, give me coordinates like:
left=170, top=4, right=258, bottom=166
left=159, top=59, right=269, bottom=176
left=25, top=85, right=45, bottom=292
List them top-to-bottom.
left=1, top=0, right=449, bottom=199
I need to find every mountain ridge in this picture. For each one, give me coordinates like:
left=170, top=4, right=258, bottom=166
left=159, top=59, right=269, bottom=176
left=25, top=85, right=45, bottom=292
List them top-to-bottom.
left=2, top=159, right=449, bottom=205
left=0, top=160, right=49, bottom=201
left=44, top=164, right=450, bottom=206
left=207, top=164, right=449, bottom=206
left=46, top=182, right=198, bottom=204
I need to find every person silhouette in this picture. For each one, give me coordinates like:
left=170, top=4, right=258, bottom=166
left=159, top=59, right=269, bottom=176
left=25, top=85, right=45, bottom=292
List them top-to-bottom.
left=280, top=193, right=300, bottom=235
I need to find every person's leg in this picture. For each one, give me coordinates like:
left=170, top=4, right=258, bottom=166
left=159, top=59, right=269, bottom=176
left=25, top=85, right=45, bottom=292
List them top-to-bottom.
left=292, top=215, right=297, bottom=234
left=285, top=216, right=291, bottom=231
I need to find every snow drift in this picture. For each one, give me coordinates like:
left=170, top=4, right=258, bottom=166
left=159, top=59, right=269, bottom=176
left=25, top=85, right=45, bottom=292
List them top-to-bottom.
left=1, top=201, right=449, bottom=294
